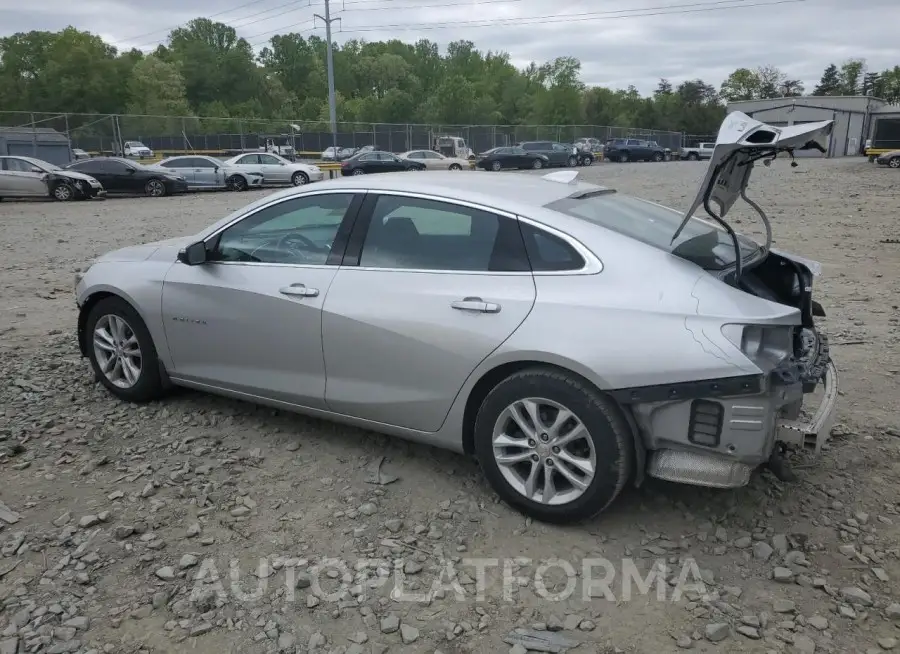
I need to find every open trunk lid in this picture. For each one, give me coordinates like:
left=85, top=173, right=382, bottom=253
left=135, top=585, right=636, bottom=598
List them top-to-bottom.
left=671, top=112, right=834, bottom=280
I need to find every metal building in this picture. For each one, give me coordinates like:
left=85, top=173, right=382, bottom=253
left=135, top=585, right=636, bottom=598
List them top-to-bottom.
left=725, top=96, right=889, bottom=157
left=0, top=127, right=72, bottom=166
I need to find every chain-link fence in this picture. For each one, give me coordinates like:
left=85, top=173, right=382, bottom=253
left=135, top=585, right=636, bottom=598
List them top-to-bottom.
left=1, top=111, right=687, bottom=158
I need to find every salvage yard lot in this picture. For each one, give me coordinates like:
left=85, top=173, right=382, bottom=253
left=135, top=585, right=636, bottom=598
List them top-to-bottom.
left=1, top=159, right=899, bottom=653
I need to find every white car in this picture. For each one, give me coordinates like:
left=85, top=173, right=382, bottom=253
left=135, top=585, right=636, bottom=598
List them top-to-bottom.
left=123, top=141, right=154, bottom=159
left=399, top=150, right=470, bottom=170
left=223, top=152, right=324, bottom=186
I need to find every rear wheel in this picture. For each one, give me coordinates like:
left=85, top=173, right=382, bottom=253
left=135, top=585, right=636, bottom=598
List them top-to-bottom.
left=618, top=152, right=629, bottom=163
left=652, top=152, right=664, bottom=162
left=687, top=152, right=700, bottom=161
left=567, top=156, right=578, bottom=167
left=582, top=156, right=593, bottom=166
left=491, top=161, right=502, bottom=172
left=449, top=163, right=462, bottom=171
left=351, top=168, right=366, bottom=176
left=145, top=179, right=167, bottom=197
left=52, top=183, right=75, bottom=201
left=85, top=296, right=165, bottom=403
left=474, top=367, right=633, bottom=524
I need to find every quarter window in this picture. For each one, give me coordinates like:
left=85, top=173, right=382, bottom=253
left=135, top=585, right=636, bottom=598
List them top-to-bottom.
left=209, top=193, right=355, bottom=265
left=358, top=195, right=529, bottom=272
left=520, top=223, right=585, bottom=272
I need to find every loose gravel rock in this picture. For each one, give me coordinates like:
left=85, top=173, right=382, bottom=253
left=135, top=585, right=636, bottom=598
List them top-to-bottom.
left=1, top=159, right=899, bottom=653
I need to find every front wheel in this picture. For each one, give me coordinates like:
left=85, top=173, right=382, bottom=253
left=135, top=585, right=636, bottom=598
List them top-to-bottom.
left=652, top=152, right=664, bottom=162
left=687, top=152, right=700, bottom=161
left=618, top=153, right=629, bottom=163
left=567, top=156, right=578, bottom=167
left=581, top=156, right=593, bottom=166
left=889, top=157, right=900, bottom=169
left=532, top=158, right=544, bottom=170
left=491, top=161, right=502, bottom=172
left=449, top=163, right=462, bottom=171
left=351, top=168, right=366, bottom=176
left=291, top=171, right=309, bottom=186
left=228, top=175, right=248, bottom=191
left=145, top=179, right=167, bottom=197
left=53, top=183, right=75, bottom=201
left=85, top=296, right=165, bottom=403
left=474, top=367, right=633, bottom=524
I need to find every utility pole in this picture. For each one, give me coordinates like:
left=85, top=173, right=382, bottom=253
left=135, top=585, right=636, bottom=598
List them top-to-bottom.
left=314, top=0, right=341, bottom=153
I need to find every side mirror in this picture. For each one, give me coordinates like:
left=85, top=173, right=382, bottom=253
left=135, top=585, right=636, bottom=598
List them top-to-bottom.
left=30, top=167, right=43, bottom=174
left=127, top=168, right=136, bottom=174
left=178, top=241, right=208, bottom=266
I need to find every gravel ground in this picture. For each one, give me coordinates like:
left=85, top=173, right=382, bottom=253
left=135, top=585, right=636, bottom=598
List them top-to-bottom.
left=1, top=158, right=899, bottom=654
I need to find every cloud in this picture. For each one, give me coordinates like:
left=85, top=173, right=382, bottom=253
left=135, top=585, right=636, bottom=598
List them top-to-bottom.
left=3, top=0, right=900, bottom=94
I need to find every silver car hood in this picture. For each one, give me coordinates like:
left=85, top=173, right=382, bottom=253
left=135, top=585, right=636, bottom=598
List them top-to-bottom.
left=672, top=112, right=834, bottom=243
left=95, top=236, right=194, bottom=263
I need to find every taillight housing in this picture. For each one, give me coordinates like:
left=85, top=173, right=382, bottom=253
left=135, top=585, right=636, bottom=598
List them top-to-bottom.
left=721, top=324, right=793, bottom=372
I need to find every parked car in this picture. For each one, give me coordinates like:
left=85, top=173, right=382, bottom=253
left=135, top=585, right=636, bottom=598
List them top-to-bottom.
left=72, top=113, right=837, bottom=524
left=604, top=138, right=666, bottom=163
left=122, top=141, right=154, bottom=159
left=517, top=141, right=580, bottom=168
left=681, top=142, right=716, bottom=161
left=321, top=146, right=357, bottom=161
left=476, top=146, right=549, bottom=171
left=71, top=148, right=91, bottom=160
left=340, top=150, right=426, bottom=175
left=399, top=150, right=470, bottom=170
left=875, top=150, right=900, bottom=168
left=223, top=152, right=324, bottom=186
left=0, top=155, right=105, bottom=201
left=150, top=155, right=264, bottom=191
left=65, top=157, right=187, bottom=197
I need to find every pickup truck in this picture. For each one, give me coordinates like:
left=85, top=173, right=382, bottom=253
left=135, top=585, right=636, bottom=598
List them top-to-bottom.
left=603, top=138, right=666, bottom=163
left=680, top=142, right=715, bottom=161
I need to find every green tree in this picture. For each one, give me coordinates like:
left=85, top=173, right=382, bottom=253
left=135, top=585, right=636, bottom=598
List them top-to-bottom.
left=814, top=64, right=841, bottom=95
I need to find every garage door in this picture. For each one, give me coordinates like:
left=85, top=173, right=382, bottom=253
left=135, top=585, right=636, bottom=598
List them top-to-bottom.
left=7, top=143, right=71, bottom=166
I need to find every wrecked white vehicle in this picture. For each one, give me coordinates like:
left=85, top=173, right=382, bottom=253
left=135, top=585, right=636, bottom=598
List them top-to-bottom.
left=74, top=112, right=837, bottom=525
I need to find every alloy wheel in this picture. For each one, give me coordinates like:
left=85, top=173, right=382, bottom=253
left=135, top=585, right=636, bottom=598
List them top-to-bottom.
left=890, top=157, right=900, bottom=168
left=147, top=180, right=165, bottom=197
left=54, top=184, right=73, bottom=201
left=92, top=314, right=142, bottom=389
left=491, top=397, right=596, bottom=506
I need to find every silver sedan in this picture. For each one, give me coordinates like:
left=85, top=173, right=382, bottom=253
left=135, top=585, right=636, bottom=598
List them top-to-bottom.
left=74, top=114, right=837, bottom=524
left=223, top=152, right=324, bottom=186
left=150, top=155, right=264, bottom=191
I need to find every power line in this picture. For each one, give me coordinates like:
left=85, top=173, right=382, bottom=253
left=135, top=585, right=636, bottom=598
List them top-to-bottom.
left=112, top=0, right=280, bottom=46
left=329, top=0, right=806, bottom=33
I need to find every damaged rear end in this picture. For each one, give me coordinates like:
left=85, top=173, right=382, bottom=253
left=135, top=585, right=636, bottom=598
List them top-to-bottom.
left=643, top=112, right=839, bottom=487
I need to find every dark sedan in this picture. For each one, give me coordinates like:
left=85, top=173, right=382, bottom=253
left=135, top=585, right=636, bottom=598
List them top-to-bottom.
left=476, top=146, right=549, bottom=171
left=875, top=150, right=900, bottom=168
left=340, top=151, right=426, bottom=175
left=65, top=157, right=189, bottom=197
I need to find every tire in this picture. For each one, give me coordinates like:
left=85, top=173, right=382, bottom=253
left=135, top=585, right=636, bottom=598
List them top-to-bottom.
left=652, top=152, right=664, bottom=162
left=687, top=152, right=700, bottom=161
left=618, top=153, right=629, bottom=163
left=567, top=156, right=578, bottom=167
left=582, top=156, right=593, bottom=166
left=889, top=157, right=900, bottom=169
left=532, top=158, right=544, bottom=170
left=491, top=161, right=502, bottom=172
left=449, top=164, right=462, bottom=171
left=351, top=168, right=366, bottom=176
left=291, top=171, right=309, bottom=186
left=228, top=175, right=248, bottom=191
left=145, top=179, right=167, bottom=197
left=52, top=183, right=75, bottom=201
left=84, top=296, right=165, bottom=403
left=473, top=367, right=633, bottom=524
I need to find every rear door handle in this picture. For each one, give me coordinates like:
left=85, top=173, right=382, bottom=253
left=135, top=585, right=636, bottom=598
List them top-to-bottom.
left=279, top=284, right=319, bottom=297
left=451, top=297, right=501, bottom=313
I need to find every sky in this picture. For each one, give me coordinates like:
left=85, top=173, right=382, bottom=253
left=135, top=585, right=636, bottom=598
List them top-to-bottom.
left=1, top=0, right=899, bottom=95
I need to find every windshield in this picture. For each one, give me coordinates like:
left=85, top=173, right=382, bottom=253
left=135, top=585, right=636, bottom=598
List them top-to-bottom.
left=545, top=194, right=759, bottom=271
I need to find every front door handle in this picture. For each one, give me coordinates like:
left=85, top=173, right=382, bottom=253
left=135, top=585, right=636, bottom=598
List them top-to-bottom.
left=279, top=284, right=319, bottom=297
left=451, top=297, right=501, bottom=313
